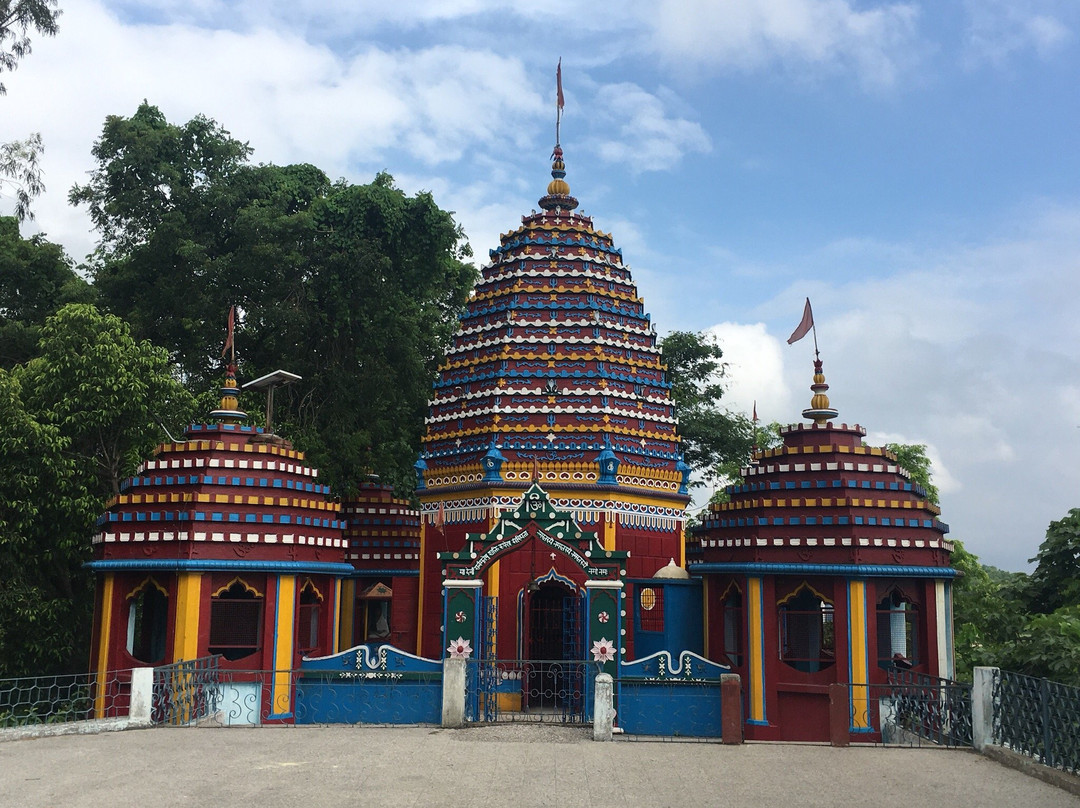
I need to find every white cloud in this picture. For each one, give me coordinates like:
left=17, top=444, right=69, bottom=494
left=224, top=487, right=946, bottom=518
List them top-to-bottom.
left=645, top=0, right=921, bottom=87
left=963, top=0, right=1074, bottom=66
left=3, top=2, right=547, bottom=258
left=592, top=83, right=711, bottom=171
left=699, top=205, right=1080, bottom=570
left=704, top=321, right=794, bottom=423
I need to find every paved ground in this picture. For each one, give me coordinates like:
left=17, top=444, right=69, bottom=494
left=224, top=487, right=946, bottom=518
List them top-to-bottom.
left=2, top=725, right=1077, bottom=808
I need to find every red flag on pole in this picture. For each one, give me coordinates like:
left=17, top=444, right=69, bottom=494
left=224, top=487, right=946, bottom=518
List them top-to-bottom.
left=556, top=58, right=564, bottom=110
left=787, top=298, right=814, bottom=345
left=221, top=305, right=235, bottom=359
left=752, top=400, right=758, bottom=423
left=434, top=500, right=445, bottom=533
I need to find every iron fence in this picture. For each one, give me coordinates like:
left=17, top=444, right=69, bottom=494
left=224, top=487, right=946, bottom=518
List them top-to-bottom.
left=151, top=656, right=222, bottom=726
left=466, top=659, right=597, bottom=724
left=0, top=669, right=131, bottom=727
left=993, top=669, right=1080, bottom=774
left=848, top=671, right=972, bottom=747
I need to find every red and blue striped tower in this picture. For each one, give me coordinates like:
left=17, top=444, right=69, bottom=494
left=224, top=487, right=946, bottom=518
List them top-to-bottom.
left=414, top=142, right=691, bottom=661
left=88, top=351, right=351, bottom=718
left=690, top=358, right=956, bottom=742
left=339, top=476, right=422, bottom=651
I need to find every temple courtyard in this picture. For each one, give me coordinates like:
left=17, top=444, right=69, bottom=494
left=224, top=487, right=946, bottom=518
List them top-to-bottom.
left=2, top=725, right=1075, bottom=807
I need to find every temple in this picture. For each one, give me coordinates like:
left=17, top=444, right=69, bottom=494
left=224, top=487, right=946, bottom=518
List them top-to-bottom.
left=87, top=123, right=955, bottom=742
left=688, top=359, right=956, bottom=741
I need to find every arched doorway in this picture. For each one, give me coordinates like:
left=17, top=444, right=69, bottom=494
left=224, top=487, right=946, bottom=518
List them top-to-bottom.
left=525, top=582, right=583, bottom=708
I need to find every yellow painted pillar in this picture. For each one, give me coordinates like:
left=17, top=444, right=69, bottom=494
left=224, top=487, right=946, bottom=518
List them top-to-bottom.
left=603, top=511, right=617, bottom=552
left=172, top=572, right=203, bottom=662
left=93, top=574, right=115, bottom=719
left=271, top=575, right=296, bottom=718
left=747, top=576, right=767, bottom=725
left=337, top=578, right=355, bottom=653
left=848, top=579, right=870, bottom=731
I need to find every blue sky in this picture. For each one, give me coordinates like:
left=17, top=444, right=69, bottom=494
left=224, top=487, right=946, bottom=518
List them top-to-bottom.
left=4, top=0, right=1079, bottom=571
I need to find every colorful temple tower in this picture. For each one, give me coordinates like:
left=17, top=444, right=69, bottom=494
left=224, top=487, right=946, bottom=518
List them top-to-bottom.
left=414, top=145, right=692, bottom=661
left=689, top=359, right=956, bottom=741
left=88, top=363, right=352, bottom=699
left=339, top=476, right=421, bottom=651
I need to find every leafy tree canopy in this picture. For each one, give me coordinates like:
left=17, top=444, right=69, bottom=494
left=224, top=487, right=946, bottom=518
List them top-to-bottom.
left=0, top=0, right=60, bottom=94
left=71, top=103, right=476, bottom=495
left=0, top=133, right=45, bottom=221
left=0, top=215, right=94, bottom=367
left=0, top=303, right=194, bottom=676
left=16, top=303, right=196, bottom=497
left=660, top=330, right=754, bottom=488
left=0, top=366, right=93, bottom=676
left=885, top=442, right=939, bottom=505
left=1026, top=507, right=1080, bottom=615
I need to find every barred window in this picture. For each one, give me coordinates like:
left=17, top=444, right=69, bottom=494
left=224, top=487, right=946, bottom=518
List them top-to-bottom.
left=209, top=580, right=262, bottom=661
left=778, top=585, right=835, bottom=673
left=639, top=586, right=665, bottom=632
left=876, top=589, right=919, bottom=670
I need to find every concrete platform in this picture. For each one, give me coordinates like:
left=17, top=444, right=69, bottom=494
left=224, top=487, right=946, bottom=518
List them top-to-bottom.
left=2, top=725, right=1077, bottom=808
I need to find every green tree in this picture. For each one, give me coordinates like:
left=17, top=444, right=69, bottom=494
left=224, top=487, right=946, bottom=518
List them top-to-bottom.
left=0, top=0, right=60, bottom=94
left=0, top=3, right=61, bottom=220
left=71, top=104, right=476, bottom=494
left=0, top=133, right=44, bottom=221
left=0, top=215, right=93, bottom=367
left=17, top=303, right=196, bottom=497
left=0, top=304, right=194, bottom=675
left=660, top=330, right=754, bottom=488
left=0, top=367, right=94, bottom=677
left=885, top=442, right=939, bottom=504
left=1025, top=508, right=1080, bottom=616
left=949, top=539, right=1027, bottom=681
left=996, top=606, right=1080, bottom=687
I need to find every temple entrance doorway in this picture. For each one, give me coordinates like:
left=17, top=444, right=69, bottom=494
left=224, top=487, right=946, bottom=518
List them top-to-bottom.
left=525, top=582, right=583, bottom=709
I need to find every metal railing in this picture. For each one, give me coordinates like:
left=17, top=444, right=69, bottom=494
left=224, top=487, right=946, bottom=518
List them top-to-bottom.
left=151, top=656, right=222, bottom=726
left=466, top=659, right=597, bottom=724
left=0, top=669, right=131, bottom=727
left=993, top=669, right=1080, bottom=774
left=848, top=671, right=973, bottom=747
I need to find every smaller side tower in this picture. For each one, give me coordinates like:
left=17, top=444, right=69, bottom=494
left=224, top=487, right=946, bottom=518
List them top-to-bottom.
left=88, top=358, right=351, bottom=719
left=689, top=358, right=956, bottom=742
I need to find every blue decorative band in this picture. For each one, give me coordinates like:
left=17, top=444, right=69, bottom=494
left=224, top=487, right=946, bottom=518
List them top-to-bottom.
left=85, top=559, right=356, bottom=575
left=687, top=562, right=958, bottom=579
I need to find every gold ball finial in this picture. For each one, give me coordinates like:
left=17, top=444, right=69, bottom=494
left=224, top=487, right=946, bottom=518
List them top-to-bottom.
left=802, top=358, right=838, bottom=425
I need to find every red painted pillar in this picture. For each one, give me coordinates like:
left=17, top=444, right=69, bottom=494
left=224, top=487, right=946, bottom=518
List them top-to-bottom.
left=721, top=673, right=743, bottom=744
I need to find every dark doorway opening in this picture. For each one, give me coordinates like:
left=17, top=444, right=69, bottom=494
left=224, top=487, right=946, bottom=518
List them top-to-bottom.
left=526, top=583, right=582, bottom=709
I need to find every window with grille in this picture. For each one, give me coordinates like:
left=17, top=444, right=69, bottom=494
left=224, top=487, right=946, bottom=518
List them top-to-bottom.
left=209, top=580, right=262, bottom=661
left=720, top=585, right=743, bottom=667
left=778, top=585, right=835, bottom=673
left=639, top=586, right=665, bottom=632
left=876, top=589, right=919, bottom=670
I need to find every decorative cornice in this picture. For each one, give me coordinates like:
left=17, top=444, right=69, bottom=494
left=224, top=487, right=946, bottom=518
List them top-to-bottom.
left=687, top=562, right=958, bottom=578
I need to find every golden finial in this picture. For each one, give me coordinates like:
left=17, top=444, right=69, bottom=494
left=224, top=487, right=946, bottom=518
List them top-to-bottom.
left=802, top=358, right=838, bottom=425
